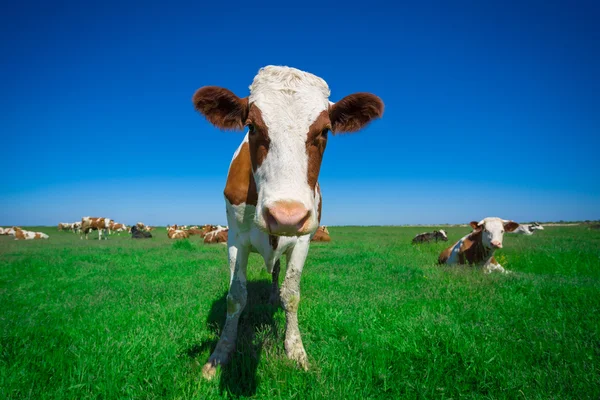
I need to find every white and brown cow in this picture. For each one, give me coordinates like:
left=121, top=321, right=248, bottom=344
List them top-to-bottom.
left=192, top=65, right=383, bottom=378
left=80, top=217, right=112, bottom=240
left=438, top=217, right=519, bottom=273
left=58, top=222, right=72, bottom=231
left=109, top=222, right=128, bottom=233
left=167, top=226, right=189, bottom=239
left=203, top=226, right=228, bottom=244
left=310, top=226, right=331, bottom=242
left=13, top=228, right=49, bottom=240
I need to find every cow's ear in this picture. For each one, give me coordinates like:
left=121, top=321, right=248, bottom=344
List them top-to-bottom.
left=192, top=86, right=248, bottom=131
left=329, top=93, right=384, bottom=134
left=469, top=221, right=480, bottom=230
left=504, top=221, right=519, bottom=232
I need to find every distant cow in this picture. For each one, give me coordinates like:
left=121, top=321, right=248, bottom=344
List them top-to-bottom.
left=81, top=217, right=112, bottom=240
left=438, top=217, right=519, bottom=273
left=58, top=222, right=72, bottom=231
left=110, top=222, right=128, bottom=233
left=511, top=222, right=544, bottom=235
left=131, top=225, right=152, bottom=239
left=168, top=226, right=189, bottom=239
left=203, top=226, right=228, bottom=244
left=310, top=226, right=331, bottom=242
left=0, top=227, right=16, bottom=235
left=13, top=227, right=49, bottom=240
left=412, top=230, right=448, bottom=244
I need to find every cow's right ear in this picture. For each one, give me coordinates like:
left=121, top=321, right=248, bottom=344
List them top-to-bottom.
left=192, top=86, right=248, bottom=131
left=469, top=221, right=480, bottom=230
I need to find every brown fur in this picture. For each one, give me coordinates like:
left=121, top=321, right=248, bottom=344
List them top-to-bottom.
left=192, top=87, right=248, bottom=131
left=330, top=93, right=384, bottom=134
left=246, top=105, right=270, bottom=171
left=306, top=110, right=330, bottom=191
left=223, top=142, right=258, bottom=206
left=317, top=185, right=322, bottom=223
left=82, top=217, right=109, bottom=232
left=311, top=226, right=331, bottom=242
left=14, top=228, right=26, bottom=240
left=168, top=228, right=189, bottom=239
left=186, top=228, right=204, bottom=236
left=438, top=229, right=493, bottom=265
left=34, top=233, right=42, bottom=239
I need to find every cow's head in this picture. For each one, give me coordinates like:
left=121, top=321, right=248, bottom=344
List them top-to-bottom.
left=193, top=66, right=383, bottom=236
left=470, top=217, right=519, bottom=249
left=437, top=229, right=448, bottom=241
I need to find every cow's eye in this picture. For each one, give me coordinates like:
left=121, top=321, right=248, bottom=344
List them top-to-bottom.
left=247, top=123, right=256, bottom=134
left=321, top=128, right=329, bottom=137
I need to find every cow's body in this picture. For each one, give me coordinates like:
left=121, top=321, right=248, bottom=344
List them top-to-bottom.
left=192, top=65, right=383, bottom=379
left=80, top=217, right=111, bottom=240
left=438, top=218, right=519, bottom=273
left=58, top=222, right=71, bottom=231
left=511, top=222, right=544, bottom=235
left=131, top=226, right=152, bottom=239
left=167, top=226, right=189, bottom=239
left=203, top=226, right=229, bottom=244
left=310, top=226, right=331, bottom=242
left=14, top=228, right=49, bottom=240
left=412, top=230, right=448, bottom=244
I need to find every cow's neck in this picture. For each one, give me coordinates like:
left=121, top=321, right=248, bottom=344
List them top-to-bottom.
left=468, top=230, right=494, bottom=264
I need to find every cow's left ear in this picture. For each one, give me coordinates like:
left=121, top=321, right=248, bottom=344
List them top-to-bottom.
left=329, top=93, right=384, bottom=134
left=469, top=221, right=480, bottom=230
left=504, top=221, right=519, bottom=232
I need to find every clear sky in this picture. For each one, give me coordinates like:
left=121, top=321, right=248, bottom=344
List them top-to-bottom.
left=1, top=0, right=599, bottom=226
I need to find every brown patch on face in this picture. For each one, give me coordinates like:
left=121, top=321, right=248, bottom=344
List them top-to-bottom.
left=192, top=86, right=248, bottom=131
left=329, top=93, right=384, bottom=134
left=246, top=105, right=270, bottom=171
left=305, top=110, right=330, bottom=191
left=224, top=142, right=258, bottom=206
left=269, top=235, right=279, bottom=250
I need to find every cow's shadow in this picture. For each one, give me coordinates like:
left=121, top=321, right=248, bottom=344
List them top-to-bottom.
left=187, top=280, right=279, bottom=397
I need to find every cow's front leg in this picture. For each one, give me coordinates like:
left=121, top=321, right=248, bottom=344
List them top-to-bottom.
left=280, top=241, right=310, bottom=370
left=202, top=243, right=249, bottom=380
left=484, top=258, right=509, bottom=274
left=269, top=259, right=281, bottom=305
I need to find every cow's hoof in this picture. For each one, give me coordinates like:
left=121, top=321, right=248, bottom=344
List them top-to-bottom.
left=286, top=344, right=309, bottom=371
left=201, top=363, right=218, bottom=380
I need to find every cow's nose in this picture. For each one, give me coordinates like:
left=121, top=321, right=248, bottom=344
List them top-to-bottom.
left=265, top=201, right=310, bottom=235
left=491, top=241, right=502, bottom=248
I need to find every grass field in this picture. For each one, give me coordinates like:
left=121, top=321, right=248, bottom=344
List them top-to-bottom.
left=1, top=225, right=599, bottom=399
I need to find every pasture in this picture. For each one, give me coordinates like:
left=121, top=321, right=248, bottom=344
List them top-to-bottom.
left=1, top=226, right=599, bottom=399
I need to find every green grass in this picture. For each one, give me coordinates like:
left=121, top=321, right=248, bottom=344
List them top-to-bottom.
left=1, top=226, right=599, bottom=399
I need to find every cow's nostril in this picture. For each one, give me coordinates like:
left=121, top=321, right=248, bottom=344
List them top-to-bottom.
left=266, top=201, right=310, bottom=233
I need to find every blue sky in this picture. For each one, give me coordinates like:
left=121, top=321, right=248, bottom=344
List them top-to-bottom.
left=1, top=0, right=599, bottom=226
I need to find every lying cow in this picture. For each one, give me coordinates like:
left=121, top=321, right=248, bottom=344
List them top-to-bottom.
left=192, top=65, right=383, bottom=378
left=80, top=217, right=111, bottom=240
left=438, top=217, right=519, bottom=273
left=511, top=222, right=544, bottom=235
left=131, top=225, right=152, bottom=239
left=168, top=226, right=189, bottom=239
left=203, top=226, right=228, bottom=244
left=310, top=226, right=331, bottom=242
left=0, top=227, right=17, bottom=235
left=13, top=227, right=49, bottom=240
left=412, top=230, right=448, bottom=244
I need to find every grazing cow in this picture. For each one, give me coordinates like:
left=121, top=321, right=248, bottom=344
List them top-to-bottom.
left=192, top=65, right=383, bottom=378
left=80, top=217, right=112, bottom=240
left=438, top=217, right=519, bottom=274
left=71, top=221, right=82, bottom=234
left=110, top=222, right=128, bottom=233
left=511, top=222, right=544, bottom=235
left=131, top=225, right=152, bottom=239
left=168, top=226, right=189, bottom=239
left=203, top=226, right=228, bottom=244
left=310, top=226, right=331, bottom=242
left=13, top=228, right=49, bottom=240
left=412, top=230, right=448, bottom=244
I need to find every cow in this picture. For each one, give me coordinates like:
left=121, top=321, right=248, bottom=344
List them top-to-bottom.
left=192, top=65, right=383, bottom=378
left=80, top=217, right=112, bottom=240
left=438, top=217, right=519, bottom=274
left=58, top=222, right=72, bottom=231
left=109, top=222, right=128, bottom=234
left=511, top=222, right=544, bottom=235
left=131, top=225, right=152, bottom=239
left=167, top=226, right=189, bottom=239
left=203, top=226, right=228, bottom=244
left=310, top=226, right=331, bottom=242
left=1, top=227, right=17, bottom=236
left=13, top=227, right=49, bottom=240
left=186, top=228, right=204, bottom=236
left=412, top=230, right=448, bottom=244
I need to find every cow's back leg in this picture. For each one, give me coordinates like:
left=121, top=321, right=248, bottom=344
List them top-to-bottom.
left=281, top=240, right=310, bottom=370
left=202, top=241, right=249, bottom=380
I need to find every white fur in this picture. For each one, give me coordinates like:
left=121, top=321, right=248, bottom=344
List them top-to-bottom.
left=249, top=66, right=330, bottom=234
left=477, top=217, right=508, bottom=249
left=439, top=229, right=448, bottom=240
left=447, top=233, right=469, bottom=265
